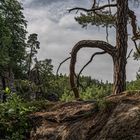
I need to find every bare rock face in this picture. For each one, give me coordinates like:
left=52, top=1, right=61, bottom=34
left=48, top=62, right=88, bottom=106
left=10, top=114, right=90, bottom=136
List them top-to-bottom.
left=29, top=91, right=140, bottom=140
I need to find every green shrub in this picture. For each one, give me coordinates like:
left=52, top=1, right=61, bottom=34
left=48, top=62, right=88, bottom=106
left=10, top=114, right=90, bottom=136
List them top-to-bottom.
left=15, top=79, right=38, bottom=100
left=127, top=79, right=140, bottom=90
left=60, top=84, right=112, bottom=101
left=81, top=85, right=111, bottom=100
left=0, top=88, right=35, bottom=140
left=60, top=88, right=75, bottom=102
left=96, top=98, right=110, bottom=110
left=24, top=100, right=54, bottom=111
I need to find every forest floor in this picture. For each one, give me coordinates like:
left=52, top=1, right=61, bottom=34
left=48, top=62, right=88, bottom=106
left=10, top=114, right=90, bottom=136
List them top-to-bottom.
left=29, top=91, right=140, bottom=140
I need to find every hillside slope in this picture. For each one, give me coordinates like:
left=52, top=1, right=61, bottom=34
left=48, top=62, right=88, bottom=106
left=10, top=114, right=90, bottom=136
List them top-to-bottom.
left=29, top=91, right=140, bottom=140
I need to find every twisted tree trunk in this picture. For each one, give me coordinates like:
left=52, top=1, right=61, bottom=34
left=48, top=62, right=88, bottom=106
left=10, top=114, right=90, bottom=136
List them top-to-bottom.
left=113, top=0, right=128, bottom=94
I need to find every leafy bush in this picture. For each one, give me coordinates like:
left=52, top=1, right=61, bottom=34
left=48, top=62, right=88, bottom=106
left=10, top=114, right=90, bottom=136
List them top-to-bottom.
left=15, top=79, right=38, bottom=100
left=127, top=79, right=140, bottom=90
left=60, top=82, right=112, bottom=101
left=81, top=84, right=112, bottom=100
left=0, top=88, right=35, bottom=140
left=60, top=88, right=75, bottom=102
left=24, top=100, right=54, bottom=111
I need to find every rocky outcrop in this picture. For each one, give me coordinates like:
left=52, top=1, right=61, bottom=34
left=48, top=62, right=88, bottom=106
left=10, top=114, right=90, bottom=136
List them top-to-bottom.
left=29, top=91, right=140, bottom=140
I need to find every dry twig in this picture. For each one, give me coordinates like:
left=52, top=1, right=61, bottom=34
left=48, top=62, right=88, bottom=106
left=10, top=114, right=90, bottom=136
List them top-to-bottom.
left=56, top=57, right=71, bottom=76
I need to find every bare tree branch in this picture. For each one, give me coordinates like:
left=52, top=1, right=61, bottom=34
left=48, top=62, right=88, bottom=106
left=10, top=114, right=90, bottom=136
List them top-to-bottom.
left=92, top=0, right=97, bottom=9
left=97, top=0, right=101, bottom=7
left=108, top=0, right=111, bottom=15
left=68, top=4, right=117, bottom=13
left=128, top=9, right=137, bottom=38
left=128, top=9, right=140, bottom=55
left=128, top=9, right=140, bottom=41
left=106, top=26, right=109, bottom=43
left=133, top=40, right=140, bottom=54
left=126, top=49, right=133, bottom=60
left=76, top=51, right=106, bottom=88
left=56, top=57, right=71, bottom=76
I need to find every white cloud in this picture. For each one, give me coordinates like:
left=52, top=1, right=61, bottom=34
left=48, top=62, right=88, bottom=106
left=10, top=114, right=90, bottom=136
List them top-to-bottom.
left=22, top=0, right=140, bottom=82
left=58, top=14, right=78, bottom=29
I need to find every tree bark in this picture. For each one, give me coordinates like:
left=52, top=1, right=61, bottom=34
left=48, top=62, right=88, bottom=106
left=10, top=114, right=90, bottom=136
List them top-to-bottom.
left=113, top=0, right=128, bottom=94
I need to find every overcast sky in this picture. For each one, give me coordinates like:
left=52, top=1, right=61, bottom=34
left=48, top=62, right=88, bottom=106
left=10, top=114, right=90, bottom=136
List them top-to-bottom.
left=21, top=0, right=140, bottom=82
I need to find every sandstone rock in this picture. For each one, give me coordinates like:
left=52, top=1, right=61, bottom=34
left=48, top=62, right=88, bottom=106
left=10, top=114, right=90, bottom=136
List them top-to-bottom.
left=29, top=92, right=140, bottom=140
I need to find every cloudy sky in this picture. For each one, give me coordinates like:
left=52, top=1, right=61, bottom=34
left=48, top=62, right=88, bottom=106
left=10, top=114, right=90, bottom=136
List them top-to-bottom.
left=21, top=0, right=140, bottom=82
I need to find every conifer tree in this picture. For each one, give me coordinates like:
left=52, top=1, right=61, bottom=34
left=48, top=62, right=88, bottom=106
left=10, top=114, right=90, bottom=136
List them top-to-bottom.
left=0, top=0, right=27, bottom=101
left=68, top=0, right=140, bottom=98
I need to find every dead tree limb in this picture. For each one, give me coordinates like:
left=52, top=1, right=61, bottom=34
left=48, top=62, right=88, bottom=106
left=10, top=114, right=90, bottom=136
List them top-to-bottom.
left=92, top=0, right=97, bottom=9
left=108, top=0, right=112, bottom=15
left=68, top=4, right=117, bottom=13
left=128, top=9, right=140, bottom=54
left=128, top=9, right=138, bottom=38
left=106, top=26, right=109, bottom=43
left=70, top=40, right=116, bottom=98
left=133, top=40, right=140, bottom=54
left=126, top=49, right=133, bottom=60
left=76, top=51, right=106, bottom=88
left=56, top=56, right=86, bottom=90
left=56, top=57, right=71, bottom=76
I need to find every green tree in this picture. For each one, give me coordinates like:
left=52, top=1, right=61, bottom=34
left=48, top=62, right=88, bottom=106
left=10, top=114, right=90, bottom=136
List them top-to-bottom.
left=0, top=0, right=27, bottom=101
left=1, top=0, right=27, bottom=72
left=0, top=14, right=11, bottom=102
left=26, top=33, right=40, bottom=79
left=24, top=58, right=54, bottom=99
left=34, top=59, right=54, bottom=97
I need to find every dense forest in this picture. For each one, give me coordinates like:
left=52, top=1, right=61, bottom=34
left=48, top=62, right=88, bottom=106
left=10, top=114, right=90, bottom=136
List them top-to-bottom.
left=0, top=0, right=140, bottom=139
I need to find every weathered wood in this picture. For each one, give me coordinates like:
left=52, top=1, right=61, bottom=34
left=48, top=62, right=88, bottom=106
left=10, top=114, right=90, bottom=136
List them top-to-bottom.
left=113, top=0, right=128, bottom=94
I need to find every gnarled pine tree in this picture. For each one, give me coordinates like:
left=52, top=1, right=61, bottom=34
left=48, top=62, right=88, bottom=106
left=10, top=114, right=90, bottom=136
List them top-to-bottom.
left=68, top=0, right=140, bottom=98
